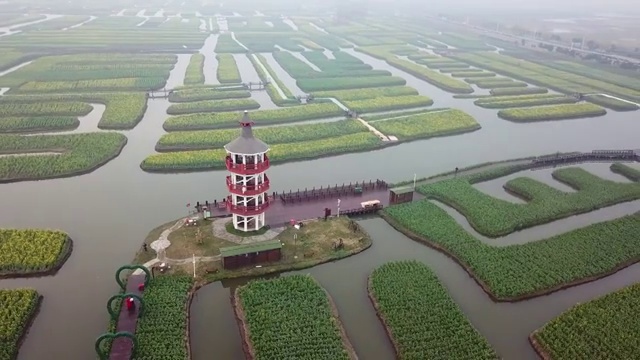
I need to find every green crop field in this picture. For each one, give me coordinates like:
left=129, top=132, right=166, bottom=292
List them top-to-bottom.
left=357, top=47, right=473, bottom=93
left=452, top=52, right=640, bottom=102
left=184, top=54, right=205, bottom=85
left=216, top=54, right=242, bottom=84
left=297, top=76, right=406, bottom=92
left=168, top=88, right=250, bottom=103
left=0, top=93, right=148, bottom=130
left=474, top=94, right=578, bottom=109
left=343, top=95, right=433, bottom=113
left=166, top=98, right=260, bottom=115
left=163, top=103, right=345, bottom=131
left=497, top=103, right=607, bottom=122
left=146, top=108, right=478, bottom=172
left=373, top=109, right=480, bottom=140
left=156, top=120, right=368, bottom=151
left=0, top=132, right=127, bottom=182
left=419, top=165, right=640, bottom=237
left=382, top=196, right=640, bottom=299
left=0, top=229, right=70, bottom=277
left=370, top=261, right=498, bottom=359
left=236, top=275, right=354, bottom=360
left=133, top=276, right=193, bottom=359
left=532, top=283, right=640, bottom=359
left=0, top=289, right=40, bottom=360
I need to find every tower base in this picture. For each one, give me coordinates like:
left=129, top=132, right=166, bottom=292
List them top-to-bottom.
left=232, top=212, right=266, bottom=232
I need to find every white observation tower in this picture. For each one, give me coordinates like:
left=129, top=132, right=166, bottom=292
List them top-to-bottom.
left=224, top=111, right=271, bottom=232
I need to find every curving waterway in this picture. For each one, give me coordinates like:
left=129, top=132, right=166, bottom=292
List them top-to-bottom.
left=0, top=38, right=639, bottom=360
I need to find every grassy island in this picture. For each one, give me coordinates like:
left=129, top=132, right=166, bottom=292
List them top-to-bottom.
left=0, top=229, right=72, bottom=278
left=0, top=289, right=41, bottom=360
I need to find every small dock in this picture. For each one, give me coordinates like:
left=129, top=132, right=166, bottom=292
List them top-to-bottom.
left=109, top=274, right=146, bottom=360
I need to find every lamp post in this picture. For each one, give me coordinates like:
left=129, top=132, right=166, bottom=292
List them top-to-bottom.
left=337, top=198, right=341, bottom=218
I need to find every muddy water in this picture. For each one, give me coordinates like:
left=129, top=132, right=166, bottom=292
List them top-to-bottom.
left=2, top=33, right=640, bottom=360
left=199, top=34, right=220, bottom=85
left=232, top=54, right=278, bottom=110
left=191, top=214, right=640, bottom=360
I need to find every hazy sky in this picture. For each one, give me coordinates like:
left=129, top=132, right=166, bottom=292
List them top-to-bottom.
left=384, top=0, right=640, bottom=15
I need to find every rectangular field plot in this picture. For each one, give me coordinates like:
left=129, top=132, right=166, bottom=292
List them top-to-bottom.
left=0, top=16, right=207, bottom=51
left=0, top=54, right=176, bottom=92
left=497, top=103, right=607, bottom=122
left=372, top=109, right=480, bottom=140
left=156, top=120, right=369, bottom=151
left=370, top=261, right=498, bottom=359
left=234, top=275, right=356, bottom=360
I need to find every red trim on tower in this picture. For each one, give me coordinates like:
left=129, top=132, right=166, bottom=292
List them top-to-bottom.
left=225, top=156, right=270, bottom=175
left=226, top=175, right=270, bottom=196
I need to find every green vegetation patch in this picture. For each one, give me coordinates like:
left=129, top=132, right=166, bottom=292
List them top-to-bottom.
left=357, top=47, right=473, bottom=94
left=273, top=51, right=390, bottom=79
left=452, top=52, right=640, bottom=101
left=0, top=53, right=175, bottom=89
left=184, top=53, right=205, bottom=85
left=216, top=54, right=242, bottom=84
left=451, top=71, right=496, bottom=78
left=297, top=76, right=406, bottom=92
left=16, top=77, right=166, bottom=93
left=466, top=78, right=528, bottom=89
left=313, top=86, right=418, bottom=101
left=490, top=87, right=548, bottom=96
left=168, top=88, right=250, bottom=103
left=0, top=93, right=148, bottom=130
left=475, top=94, right=578, bottom=109
left=584, top=94, right=639, bottom=111
left=343, top=95, right=433, bottom=113
left=166, top=98, right=260, bottom=115
left=0, top=102, right=92, bottom=117
left=164, top=103, right=345, bottom=131
left=497, top=103, right=607, bottom=122
left=374, top=109, right=479, bottom=140
left=0, top=117, right=79, bottom=133
left=156, top=120, right=368, bottom=151
left=0, top=132, right=127, bottom=182
left=142, top=132, right=381, bottom=171
left=610, top=163, right=640, bottom=182
left=419, top=166, right=640, bottom=237
left=383, top=198, right=640, bottom=299
left=0, top=229, right=70, bottom=277
left=370, top=261, right=497, bottom=359
left=236, top=274, right=355, bottom=360
left=134, top=276, right=193, bottom=359
left=532, top=283, right=640, bottom=360
left=0, top=289, right=40, bottom=360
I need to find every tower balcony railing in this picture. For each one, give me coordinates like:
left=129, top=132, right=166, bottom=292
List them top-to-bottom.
left=225, top=155, right=270, bottom=175
left=226, top=175, right=270, bottom=196
left=226, top=197, right=270, bottom=216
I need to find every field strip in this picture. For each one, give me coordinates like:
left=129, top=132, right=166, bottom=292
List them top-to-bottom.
left=21, top=103, right=107, bottom=136
left=431, top=199, right=640, bottom=246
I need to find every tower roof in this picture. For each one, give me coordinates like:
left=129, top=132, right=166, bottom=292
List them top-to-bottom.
left=224, top=111, right=270, bottom=154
